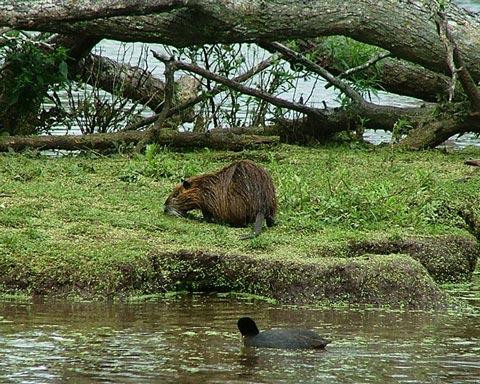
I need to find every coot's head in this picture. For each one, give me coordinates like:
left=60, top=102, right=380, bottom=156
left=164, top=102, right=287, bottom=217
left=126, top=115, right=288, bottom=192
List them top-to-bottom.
left=237, top=317, right=260, bottom=336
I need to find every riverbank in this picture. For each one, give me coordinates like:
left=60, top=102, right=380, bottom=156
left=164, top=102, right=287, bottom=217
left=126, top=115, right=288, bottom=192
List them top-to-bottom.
left=1, top=144, right=479, bottom=307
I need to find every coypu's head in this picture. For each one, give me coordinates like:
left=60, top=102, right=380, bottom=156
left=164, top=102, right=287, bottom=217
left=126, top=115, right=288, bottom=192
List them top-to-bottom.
left=164, top=179, right=202, bottom=217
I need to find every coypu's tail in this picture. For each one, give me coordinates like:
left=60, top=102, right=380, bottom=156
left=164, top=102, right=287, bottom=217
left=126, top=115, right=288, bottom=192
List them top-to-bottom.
left=240, top=212, right=265, bottom=240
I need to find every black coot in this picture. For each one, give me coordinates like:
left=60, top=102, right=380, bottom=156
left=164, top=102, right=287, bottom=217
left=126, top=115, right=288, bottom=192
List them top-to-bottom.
left=237, top=317, right=331, bottom=350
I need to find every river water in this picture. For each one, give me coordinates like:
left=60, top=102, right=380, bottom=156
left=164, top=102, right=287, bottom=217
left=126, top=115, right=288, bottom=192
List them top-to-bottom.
left=0, top=295, right=479, bottom=384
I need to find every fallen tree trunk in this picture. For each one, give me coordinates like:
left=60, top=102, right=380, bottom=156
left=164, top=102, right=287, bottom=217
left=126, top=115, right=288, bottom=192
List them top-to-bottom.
left=1, top=1, right=479, bottom=150
left=2, top=1, right=480, bottom=82
left=77, top=53, right=168, bottom=113
left=76, top=54, right=198, bottom=115
left=398, top=113, right=480, bottom=150
left=0, top=130, right=279, bottom=152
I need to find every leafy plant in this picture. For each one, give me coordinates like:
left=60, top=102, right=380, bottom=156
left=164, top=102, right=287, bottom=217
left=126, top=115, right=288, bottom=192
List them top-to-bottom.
left=0, top=38, right=69, bottom=135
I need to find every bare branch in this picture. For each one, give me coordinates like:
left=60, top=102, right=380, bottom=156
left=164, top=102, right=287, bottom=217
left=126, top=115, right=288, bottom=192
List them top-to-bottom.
left=435, top=10, right=480, bottom=112
left=435, top=14, right=459, bottom=102
left=261, top=41, right=366, bottom=106
left=151, top=51, right=325, bottom=119
left=341, top=52, right=392, bottom=79
left=125, top=54, right=278, bottom=131
left=135, top=56, right=176, bottom=150
left=155, top=57, right=176, bottom=126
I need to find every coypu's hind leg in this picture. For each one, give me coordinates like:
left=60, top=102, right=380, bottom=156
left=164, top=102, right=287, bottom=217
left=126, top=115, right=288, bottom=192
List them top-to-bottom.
left=202, top=210, right=214, bottom=222
left=240, top=212, right=265, bottom=240
left=253, top=212, right=265, bottom=236
left=266, top=215, right=275, bottom=227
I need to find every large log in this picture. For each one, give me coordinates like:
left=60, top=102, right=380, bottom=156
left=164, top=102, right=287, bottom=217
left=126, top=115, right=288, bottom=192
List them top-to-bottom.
left=1, top=1, right=480, bottom=81
left=48, top=35, right=198, bottom=115
left=0, top=130, right=279, bottom=152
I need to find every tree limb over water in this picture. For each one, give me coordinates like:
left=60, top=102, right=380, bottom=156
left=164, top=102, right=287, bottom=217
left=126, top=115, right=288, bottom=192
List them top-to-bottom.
left=1, top=0, right=480, bottom=149
left=2, top=0, right=480, bottom=81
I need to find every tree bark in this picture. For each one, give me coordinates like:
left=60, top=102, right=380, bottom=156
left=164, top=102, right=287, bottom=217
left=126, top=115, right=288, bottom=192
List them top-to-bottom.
left=0, top=0, right=186, bottom=27
left=2, top=1, right=480, bottom=82
left=2, top=1, right=480, bottom=150
left=49, top=34, right=199, bottom=114
left=77, top=53, right=168, bottom=113
left=398, top=112, right=480, bottom=150
left=0, top=130, right=279, bottom=152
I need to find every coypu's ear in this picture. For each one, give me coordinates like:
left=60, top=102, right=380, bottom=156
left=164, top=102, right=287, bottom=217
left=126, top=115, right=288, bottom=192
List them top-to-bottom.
left=182, top=179, right=192, bottom=189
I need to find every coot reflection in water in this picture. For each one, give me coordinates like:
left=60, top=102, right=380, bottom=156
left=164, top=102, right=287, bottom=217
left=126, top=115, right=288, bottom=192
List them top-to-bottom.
left=237, top=317, right=331, bottom=350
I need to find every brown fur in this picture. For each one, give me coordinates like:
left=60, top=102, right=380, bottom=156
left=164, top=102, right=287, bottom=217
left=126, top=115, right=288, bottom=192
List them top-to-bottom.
left=164, top=160, right=277, bottom=231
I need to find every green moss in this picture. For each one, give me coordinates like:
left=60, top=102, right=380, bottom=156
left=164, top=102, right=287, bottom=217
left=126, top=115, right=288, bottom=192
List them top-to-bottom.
left=0, top=144, right=479, bottom=306
left=145, top=251, right=447, bottom=308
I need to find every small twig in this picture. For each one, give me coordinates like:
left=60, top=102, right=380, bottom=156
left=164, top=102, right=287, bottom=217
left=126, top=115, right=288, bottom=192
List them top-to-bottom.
left=0, top=31, right=54, bottom=49
left=202, top=46, right=219, bottom=129
left=151, top=51, right=325, bottom=119
left=325, top=51, right=391, bottom=89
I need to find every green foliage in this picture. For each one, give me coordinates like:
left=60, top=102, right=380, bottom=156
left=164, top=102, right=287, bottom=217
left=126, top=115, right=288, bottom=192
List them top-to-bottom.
left=320, top=36, right=384, bottom=101
left=322, top=36, right=381, bottom=73
left=0, top=39, right=69, bottom=119
left=392, top=118, right=414, bottom=143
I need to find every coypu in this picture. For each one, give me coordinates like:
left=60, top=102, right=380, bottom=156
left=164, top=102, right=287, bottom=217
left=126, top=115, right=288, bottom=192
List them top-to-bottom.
left=164, top=160, right=276, bottom=237
left=237, top=317, right=331, bottom=350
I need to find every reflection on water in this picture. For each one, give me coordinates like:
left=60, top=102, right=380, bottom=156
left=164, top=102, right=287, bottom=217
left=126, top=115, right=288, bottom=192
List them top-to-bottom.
left=0, top=296, right=479, bottom=383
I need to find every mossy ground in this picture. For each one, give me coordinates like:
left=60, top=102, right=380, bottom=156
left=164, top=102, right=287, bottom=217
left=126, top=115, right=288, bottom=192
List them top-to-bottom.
left=0, top=143, right=479, bottom=304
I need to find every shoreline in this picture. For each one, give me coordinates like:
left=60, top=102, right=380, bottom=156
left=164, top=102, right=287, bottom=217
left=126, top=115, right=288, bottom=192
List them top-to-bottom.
left=1, top=144, right=479, bottom=307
